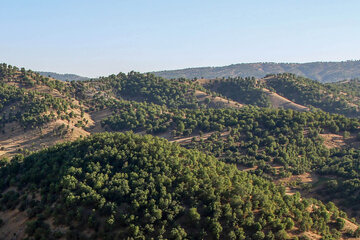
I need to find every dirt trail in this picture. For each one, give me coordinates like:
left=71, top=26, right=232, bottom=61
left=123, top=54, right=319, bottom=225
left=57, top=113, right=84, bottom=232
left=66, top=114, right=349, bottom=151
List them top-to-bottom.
left=169, top=130, right=230, bottom=144
left=170, top=131, right=224, bottom=144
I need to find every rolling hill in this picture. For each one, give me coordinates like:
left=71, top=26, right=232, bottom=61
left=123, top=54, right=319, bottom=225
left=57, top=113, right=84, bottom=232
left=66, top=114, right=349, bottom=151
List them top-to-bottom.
left=152, top=61, right=360, bottom=83
left=1, top=63, right=360, bottom=239
left=0, top=64, right=243, bottom=157
left=38, top=72, right=89, bottom=81
left=198, top=74, right=360, bottom=118
left=0, top=132, right=358, bottom=239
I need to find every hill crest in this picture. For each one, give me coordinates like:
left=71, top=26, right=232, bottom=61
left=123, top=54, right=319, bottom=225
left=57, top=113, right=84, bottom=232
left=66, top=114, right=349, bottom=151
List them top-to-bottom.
left=152, top=60, right=360, bottom=83
left=37, top=71, right=89, bottom=81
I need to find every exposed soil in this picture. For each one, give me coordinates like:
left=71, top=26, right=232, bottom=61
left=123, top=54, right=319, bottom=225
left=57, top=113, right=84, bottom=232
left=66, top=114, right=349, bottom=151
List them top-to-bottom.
left=196, top=78, right=310, bottom=111
left=262, top=88, right=310, bottom=111
left=194, top=90, right=243, bottom=109
left=87, top=108, right=113, bottom=133
left=0, top=110, right=91, bottom=157
left=320, top=133, right=346, bottom=149
left=279, top=172, right=318, bottom=196
left=0, top=208, right=28, bottom=240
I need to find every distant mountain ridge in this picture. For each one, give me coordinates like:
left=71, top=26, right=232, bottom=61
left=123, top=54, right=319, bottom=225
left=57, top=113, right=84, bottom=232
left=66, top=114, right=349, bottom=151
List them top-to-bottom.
left=152, top=60, right=360, bottom=83
left=38, top=71, right=89, bottom=81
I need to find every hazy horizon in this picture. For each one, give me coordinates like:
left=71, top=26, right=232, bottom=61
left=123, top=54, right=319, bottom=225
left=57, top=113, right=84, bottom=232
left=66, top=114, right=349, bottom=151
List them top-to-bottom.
left=1, top=0, right=360, bottom=77
left=34, top=60, right=360, bottom=78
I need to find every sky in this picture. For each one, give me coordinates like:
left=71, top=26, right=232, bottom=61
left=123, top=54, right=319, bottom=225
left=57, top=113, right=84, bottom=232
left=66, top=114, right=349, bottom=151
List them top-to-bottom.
left=0, top=0, right=359, bottom=77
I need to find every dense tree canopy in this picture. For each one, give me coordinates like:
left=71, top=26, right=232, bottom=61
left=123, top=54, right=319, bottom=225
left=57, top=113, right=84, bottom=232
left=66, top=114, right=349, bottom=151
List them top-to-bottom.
left=1, top=64, right=360, bottom=239
left=0, top=133, right=352, bottom=239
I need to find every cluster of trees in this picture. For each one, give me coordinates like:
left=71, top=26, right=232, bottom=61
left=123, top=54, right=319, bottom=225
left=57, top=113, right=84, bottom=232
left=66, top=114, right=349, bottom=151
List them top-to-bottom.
left=0, top=63, right=68, bottom=93
left=0, top=63, right=17, bottom=79
left=96, top=72, right=201, bottom=108
left=203, top=77, right=270, bottom=107
left=329, top=78, right=360, bottom=105
left=0, top=82, right=23, bottom=110
left=100, top=100, right=171, bottom=134
left=0, top=133, right=353, bottom=239
left=316, top=148, right=360, bottom=211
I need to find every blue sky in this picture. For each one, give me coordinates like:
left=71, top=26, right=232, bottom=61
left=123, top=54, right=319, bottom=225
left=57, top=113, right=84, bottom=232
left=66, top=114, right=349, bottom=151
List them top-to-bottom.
left=1, top=0, right=359, bottom=77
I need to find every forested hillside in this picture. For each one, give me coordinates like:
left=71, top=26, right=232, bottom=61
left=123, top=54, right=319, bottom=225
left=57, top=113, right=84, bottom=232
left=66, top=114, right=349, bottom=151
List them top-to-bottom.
left=153, top=61, right=360, bottom=83
left=0, top=64, right=95, bottom=156
left=1, top=64, right=360, bottom=239
left=197, top=74, right=360, bottom=118
left=264, top=74, right=360, bottom=117
left=200, top=77, right=270, bottom=107
left=99, top=101, right=360, bottom=219
left=0, top=132, right=358, bottom=239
